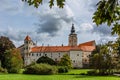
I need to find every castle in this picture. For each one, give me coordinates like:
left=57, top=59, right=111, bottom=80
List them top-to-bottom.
left=19, top=24, right=96, bottom=68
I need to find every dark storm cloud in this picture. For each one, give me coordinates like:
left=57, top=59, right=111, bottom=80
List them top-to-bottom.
left=36, top=9, right=73, bottom=37
left=36, top=15, right=62, bottom=37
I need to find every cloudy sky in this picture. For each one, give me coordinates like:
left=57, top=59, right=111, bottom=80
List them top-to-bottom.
left=0, top=0, right=117, bottom=47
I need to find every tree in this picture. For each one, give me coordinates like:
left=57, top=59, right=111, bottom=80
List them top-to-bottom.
left=22, top=0, right=65, bottom=8
left=93, top=0, right=120, bottom=35
left=0, top=36, right=15, bottom=68
left=114, top=37, right=120, bottom=72
left=90, top=44, right=115, bottom=75
left=4, top=49, right=23, bottom=73
left=59, top=54, right=72, bottom=69
left=36, top=56, right=56, bottom=65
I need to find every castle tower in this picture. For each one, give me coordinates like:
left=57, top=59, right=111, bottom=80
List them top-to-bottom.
left=68, top=24, right=77, bottom=46
left=24, top=35, right=34, bottom=65
left=24, top=35, right=32, bottom=53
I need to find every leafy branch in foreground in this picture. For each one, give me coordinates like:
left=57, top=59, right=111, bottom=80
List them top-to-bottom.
left=22, top=0, right=65, bottom=8
left=93, top=0, right=120, bottom=35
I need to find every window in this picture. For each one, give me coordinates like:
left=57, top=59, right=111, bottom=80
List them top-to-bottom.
left=26, top=47, right=28, bottom=49
left=32, top=53, right=34, bottom=56
left=36, top=53, right=38, bottom=56
left=39, top=53, right=41, bottom=56
left=51, top=53, right=52, bottom=58
left=59, top=53, right=60, bottom=57
left=45, top=54, right=47, bottom=56
left=77, top=54, right=79, bottom=56
left=87, top=55, right=90, bottom=58
left=55, top=58, right=57, bottom=61
left=85, top=59, right=87, bottom=62
left=73, top=60, right=75, bottom=63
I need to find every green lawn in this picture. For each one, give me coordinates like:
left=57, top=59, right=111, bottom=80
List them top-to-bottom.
left=0, top=69, right=119, bottom=80
left=66, top=69, right=89, bottom=74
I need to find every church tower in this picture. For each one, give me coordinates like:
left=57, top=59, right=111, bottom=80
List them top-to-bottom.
left=68, top=24, right=77, bottom=46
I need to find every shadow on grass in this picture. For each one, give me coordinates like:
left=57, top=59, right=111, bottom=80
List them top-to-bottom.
left=73, top=75, right=120, bottom=79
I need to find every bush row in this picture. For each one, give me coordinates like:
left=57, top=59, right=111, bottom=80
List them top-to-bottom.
left=23, top=63, right=69, bottom=75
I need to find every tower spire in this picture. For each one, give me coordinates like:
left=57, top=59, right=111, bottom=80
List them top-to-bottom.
left=71, top=23, right=75, bottom=34
left=68, top=24, right=77, bottom=46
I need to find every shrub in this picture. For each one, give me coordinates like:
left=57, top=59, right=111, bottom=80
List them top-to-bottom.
left=4, top=49, right=23, bottom=73
left=59, top=54, right=72, bottom=69
left=36, top=56, right=56, bottom=65
left=24, top=62, right=36, bottom=68
left=23, top=63, right=58, bottom=75
left=57, top=66, right=68, bottom=73
left=0, top=67, right=8, bottom=73
left=8, top=68, right=19, bottom=73
left=87, top=70, right=97, bottom=76
left=80, top=73, right=86, bottom=75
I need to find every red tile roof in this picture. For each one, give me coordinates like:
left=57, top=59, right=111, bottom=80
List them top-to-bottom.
left=24, top=35, right=31, bottom=41
left=78, top=40, right=95, bottom=47
left=31, top=41, right=96, bottom=53
left=31, top=46, right=81, bottom=53
left=79, top=46, right=95, bottom=52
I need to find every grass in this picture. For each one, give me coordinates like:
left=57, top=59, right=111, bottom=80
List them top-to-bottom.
left=0, top=69, right=119, bottom=80
left=66, top=69, right=89, bottom=74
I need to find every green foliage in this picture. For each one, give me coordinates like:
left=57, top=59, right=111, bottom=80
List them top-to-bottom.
left=22, top=0, right=65, bottom=8
left=93, top=0, right=120, bottom=35
left=0, top=36, right=15, bottom=68
left=114, top=37, right=120, bottom=71
left=90, top=45, right=115, bottom=75
left=4, top=49, right=23, bottom=73
left=59, top=54, right=72, bottom=69
left=36, top=56, right=56, bottom=65
left=23, top=63, right=58, bottom=75
left=57, top=66, right=68, bottom=73
left=0, top=67, right=8, bottom=73
left=87, top=70, right=98, bottom=76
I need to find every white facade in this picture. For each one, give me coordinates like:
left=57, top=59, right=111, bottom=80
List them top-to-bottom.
left=22, top=50, right=83, bottom=68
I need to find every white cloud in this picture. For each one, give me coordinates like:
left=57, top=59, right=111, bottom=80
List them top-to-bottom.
left=0, top=0, right=117, bottom=47
left=80, top=23, right=93, bottom=32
